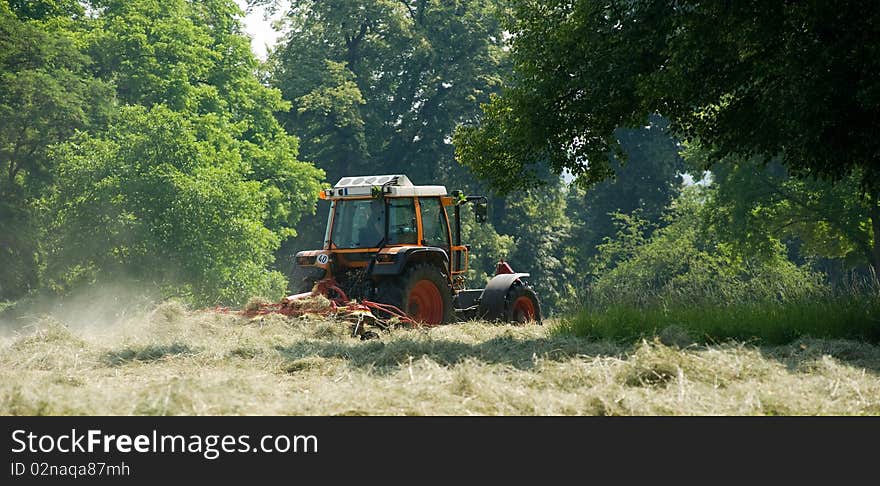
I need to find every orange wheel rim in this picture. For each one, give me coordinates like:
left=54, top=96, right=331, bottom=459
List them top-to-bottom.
left=408, top=280, right=443, bottom=325
left=512, top=296, right=536, bottom=322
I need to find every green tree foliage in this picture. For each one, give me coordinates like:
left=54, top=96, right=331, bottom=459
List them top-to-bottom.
left=0, top=0, right=324, bottom=303
left=7, top=0, right=83, bottom=20
left=87, top=0, right=291, bottom=144
left=269, top=0, right=509, bottom=249
left=271, top=0, right=507, bottom=181
left=455, top=0, right=880, bottom=196
left=456, top=0, right=880, bottom=290
left=0, top=1, right=115, bottom=298
left=0, top=3, right=113, bottom=195
left=291, top=60, right=369, bottom=185
left=44, top=106, right=315, bottom=305
left=564, top=116, right=684, bottom=290
left=692, top=148, right=877, bottom=279
left=501, top=183, right=573, bottom=312
left=590, top=186, right=826, bottom=307
left=459, top=213, right=514, bottom=288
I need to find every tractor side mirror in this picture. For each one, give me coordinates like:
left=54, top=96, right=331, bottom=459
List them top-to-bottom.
left=474, top=202, right=488, bottom=224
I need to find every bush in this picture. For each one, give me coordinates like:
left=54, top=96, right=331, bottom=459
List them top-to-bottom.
left=587, top=186, right=827, bottom=307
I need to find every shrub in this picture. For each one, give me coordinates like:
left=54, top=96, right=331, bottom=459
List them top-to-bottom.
left=587, top=186, right=827, bottom=308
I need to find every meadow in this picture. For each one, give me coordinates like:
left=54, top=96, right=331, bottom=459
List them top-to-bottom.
left=2, top=300, right=878, bottom=415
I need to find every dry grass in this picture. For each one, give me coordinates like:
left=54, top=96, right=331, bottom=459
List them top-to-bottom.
left=1, top=301, right=879, bottom=415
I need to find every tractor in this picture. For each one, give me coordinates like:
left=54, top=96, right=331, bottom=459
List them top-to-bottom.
left=288, top=174, right=541, bottom=325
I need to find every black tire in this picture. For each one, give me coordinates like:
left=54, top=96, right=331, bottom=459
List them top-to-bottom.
left=375, top=263, right=453, bottom=324
left=288, top=264, right=324, bottom=295
left=505, top=284, right=542, bottom=324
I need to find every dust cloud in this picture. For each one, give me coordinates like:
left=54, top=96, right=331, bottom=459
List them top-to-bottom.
left=0, top=281, right=162, bottom=339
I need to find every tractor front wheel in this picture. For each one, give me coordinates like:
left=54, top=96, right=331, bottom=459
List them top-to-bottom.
left=376, top=264, right=452, bottom=325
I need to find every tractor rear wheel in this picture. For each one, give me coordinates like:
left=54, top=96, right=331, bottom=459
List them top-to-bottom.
left=376, top=263, right=452, bottom=325
left=506, top=284, right=542, bottom=324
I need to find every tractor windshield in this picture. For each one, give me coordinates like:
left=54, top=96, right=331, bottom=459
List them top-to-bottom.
left=330, top=198, right=418, bottom=249
left=330, top=199, right=385, bottom=249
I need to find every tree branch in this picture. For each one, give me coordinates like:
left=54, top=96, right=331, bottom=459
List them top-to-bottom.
left=399, top=0, right=416, bottom=21
left=417, top=0, right=427, bottom=24
left=344, top=20, right=368, bottom=48
left=7, top=135, right=26, bottom=184
left=755, top=175, right=875, bottom=264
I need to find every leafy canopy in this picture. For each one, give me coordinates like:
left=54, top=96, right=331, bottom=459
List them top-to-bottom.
left=0, top=0, right=324, bottom=303
left=270, top=0, right=509, bottom=186
left=455, top=0, right=880, bottom=193
left=44, top=106, right=315, bottom=305
left=691, top=147, right=879, bottom=276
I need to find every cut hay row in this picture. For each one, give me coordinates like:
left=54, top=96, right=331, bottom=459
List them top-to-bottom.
left=1, top=301, right=879, bottom=415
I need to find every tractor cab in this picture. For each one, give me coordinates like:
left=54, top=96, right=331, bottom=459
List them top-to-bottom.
left=290, top=175, right=539, bottom=325
left=324, top=175, right=449, bottom=251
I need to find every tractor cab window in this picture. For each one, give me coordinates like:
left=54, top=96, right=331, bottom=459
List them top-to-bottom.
left=419, top=197, right=449, bottom=247
left=330, top=198, right=416, bottom=248
left=387, top=198, right=417, bottom=244
left=331, top=199, right=385, bottom=248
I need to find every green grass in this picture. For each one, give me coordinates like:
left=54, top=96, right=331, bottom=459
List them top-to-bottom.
left=556, top=297, right=880, bottom=345
left=1, top=300, right=879, bottom=415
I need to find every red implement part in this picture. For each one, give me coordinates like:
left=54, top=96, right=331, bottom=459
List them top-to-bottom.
left=495, top=259, right=515, bottom=275
left=222, top=277, right=419, bottom=327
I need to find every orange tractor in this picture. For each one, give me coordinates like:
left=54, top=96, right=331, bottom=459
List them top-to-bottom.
left=288, top=175, right=541, bottom=325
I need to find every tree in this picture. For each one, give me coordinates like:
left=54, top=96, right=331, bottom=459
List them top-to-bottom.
left=0, top=0, right=324, bottom=302
left=6, top=0, right=83, bottom=20
left=86, top=0, right=291, bottom=147
left=269, top=0, right=509, bottom=248
left=271, top=0, right=507, bottom=179
left=454, top=0, right=880, bottom=194
left=455, top=0, right=880, bottom=276
left=460, top=0, right=880, bottom=187
left=0, top=1, right=115, bottom=298
left=289, top=60, right=369, bottom=188
left=44, top=106, right=321, bottom=305
left=564, top=116, right=684, bottom=290
left=693, top=148, right=877, bottom=280
left=502, top=182, right=574, bottom=312
left=589, top=186, right=825, bottom=307
left=459, top=212, right=514, bottom=288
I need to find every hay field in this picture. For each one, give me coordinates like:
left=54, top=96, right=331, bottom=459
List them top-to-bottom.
left=2, top=301, right=879, bottom=415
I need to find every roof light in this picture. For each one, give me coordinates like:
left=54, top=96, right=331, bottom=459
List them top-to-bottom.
left=328, top=174, right=447, bottom=198
left=334, top=175, right=413, bottom=189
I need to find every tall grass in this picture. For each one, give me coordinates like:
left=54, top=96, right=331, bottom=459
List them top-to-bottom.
left=556, top=296, right=880, bottom=345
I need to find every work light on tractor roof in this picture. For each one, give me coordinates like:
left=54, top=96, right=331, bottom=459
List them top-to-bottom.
left=277, top=175, right=541, bottom=334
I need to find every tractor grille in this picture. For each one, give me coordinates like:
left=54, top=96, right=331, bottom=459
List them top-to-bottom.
left=336, top=252, right=374, bottom=263
left=335, top=268, right=372, bottom=301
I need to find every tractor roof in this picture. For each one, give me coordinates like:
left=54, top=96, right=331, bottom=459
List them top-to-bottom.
left=325, top=174, right=447, bottom=198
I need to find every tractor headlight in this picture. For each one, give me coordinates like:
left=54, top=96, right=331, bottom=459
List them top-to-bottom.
left=375, top=253, right=396, bottom=264
left=296, top=255, right=317, bottom=265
